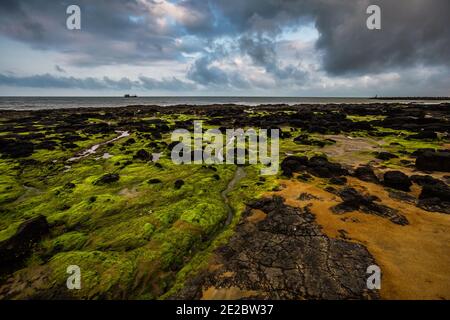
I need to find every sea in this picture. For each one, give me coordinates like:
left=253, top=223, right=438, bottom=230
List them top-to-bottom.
left=0, top=96, right=447, bottom=111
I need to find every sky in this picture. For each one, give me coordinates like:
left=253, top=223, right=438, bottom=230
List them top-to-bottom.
left=0, top=0, right=449, bottom=97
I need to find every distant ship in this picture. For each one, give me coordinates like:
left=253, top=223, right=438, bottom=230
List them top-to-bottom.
left=124, top=94, right=138, bottom=98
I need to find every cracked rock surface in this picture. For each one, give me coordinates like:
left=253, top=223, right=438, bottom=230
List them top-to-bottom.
left=331, top=187, right=409, bottom=226
left=173, top=196, right=379, bottom=300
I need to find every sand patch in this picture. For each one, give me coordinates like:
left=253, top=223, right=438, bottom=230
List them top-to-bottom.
left=321, top=135, right=384, bottom=166
left=271, top=177, right=450, bottom=300
left=246, top=209, right=267, bottom=223
left=202, top=286, right=259, bottom=300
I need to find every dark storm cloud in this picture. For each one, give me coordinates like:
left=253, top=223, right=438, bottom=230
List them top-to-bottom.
left=0, top=0, right=449, bottom=77
left=0, top=0, right=189, bottom=66
left=203, top=0, right=450, bottom=75
left=219, top=0, right=450, bottom=75
left=312, top=0, right=450, bottom=74
left=238, top=36, right=307, bottom=81
left=186, top=55, right=252, bottom=89
left=187, top=56, right=228, bottom=86
left=0, top=73, right=194, bottom=91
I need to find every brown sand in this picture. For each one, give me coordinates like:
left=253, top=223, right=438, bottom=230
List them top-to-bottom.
left=271, top=177, right=450, bottom=300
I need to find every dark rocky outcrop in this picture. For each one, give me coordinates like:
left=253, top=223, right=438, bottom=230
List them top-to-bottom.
left=407, top=131, right=438, bottom=140
left=293, top=135, right=335, bottom=147
left=122, top=138, right=136, bottom=146
left=0, top=139, right=34, bottom=158
left=411, top=148, right=435, bottom=157
left=133, top=149, right=151, bottom=161
left=415, top=151, right=450, bottom=172
left=375, top=152, right=398, bottom=161
left=281, top=155, right=348, bottom=178
left=280, top=156, right=308, bottom=177
left=307, top=156, right=348, bottom=178
left=353, top=166, right=379, bottom=183
left=383, top=171, right=412, bottom=191
left=93, top=173, right=120, bottom=185
left=410, top=175, right=443, bottom=187
left=329, top=176, right=347, bottom=185
left=174, top=179, right=184, bottom=189
left=418, top=182, right=450, bottom=214
left=331, top=188, right=408, bottom=225
left=388, top=190, right=416, bottom=204
left=298, top=193, right=321, bottom=201
left=172, top=197, right=379, bottom=300
left=0, top=216, right=49, bottom=273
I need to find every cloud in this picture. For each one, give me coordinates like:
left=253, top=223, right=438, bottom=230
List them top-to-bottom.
left=0, top=0, right=200, bottom=66
left=1, top=0, right=450, bottom=95
left=208, top=0, right=450, bottom=75
left=238, top=35, right=308, bottom=82
left=187, top=56, right=229, bottom=86
left=55, top=65, right=66, bottom=73
left=0, top=73, right=194, bottom=91
left=138, top=75, right=196, bottom=90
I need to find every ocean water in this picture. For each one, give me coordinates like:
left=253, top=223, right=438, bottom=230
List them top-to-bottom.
left=0, top=96, right=446, bottom=110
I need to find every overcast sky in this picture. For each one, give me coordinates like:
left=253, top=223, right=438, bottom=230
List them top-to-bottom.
left=0, top=0, right=449, bottom=96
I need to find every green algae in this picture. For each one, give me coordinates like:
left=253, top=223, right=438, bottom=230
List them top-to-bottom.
left=3, top=107, right=439, bottom=299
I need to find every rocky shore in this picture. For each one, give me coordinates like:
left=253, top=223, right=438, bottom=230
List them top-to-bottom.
left=0, top=102, right=449, bottom=299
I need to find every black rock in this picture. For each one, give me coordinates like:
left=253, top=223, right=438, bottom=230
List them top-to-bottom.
left=407, top=131, right=438, bottom=140
left=293, top=135, right=328, bottom=147
left=123, top=138, right=136, bottom=146
left=0, top=139, right=34, bottom=158
left=36, top=140, right=58, bottom=150
left=411, top=148, right=435, bottom=157
left=134, top=149, right=151, bottom=161
left=415, top=151, right=450, bottom=172
left=375, top=152, right=398, bottom=161
left=281, top=155, right=347, bottom=178
left=280, top=156, right=308, bottom=177
left=307, top=156, right=349, bottom=178
left=353, top=166, right=379, bottom=183
left=383, top=171, right=412, bottom=191
left=93, top=173, right=120, bottom=185
left=296, top=173, right=312, bottom=182
left=410, top=175, right=445, bottom=187
left=329, top=176, right=347, bottom=185
left=174, top=179, right=185, bottom=190
left=418, top=182, right=450, bottom=214
left=419, top=184, right=450, bottom=202
left=332, top=188, right=408, bottom=225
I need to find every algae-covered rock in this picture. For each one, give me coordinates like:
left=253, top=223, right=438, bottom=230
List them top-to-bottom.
left=134, top=149, right=151, bottom=161
left=93, top=173, right=120, bottom=185
left=0, top=215, right=49, bottom=272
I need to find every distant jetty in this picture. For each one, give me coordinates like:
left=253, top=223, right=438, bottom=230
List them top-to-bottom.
left=124, top=94, right=138, bottom=98
left=371, top=96, right=450, bottom=101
